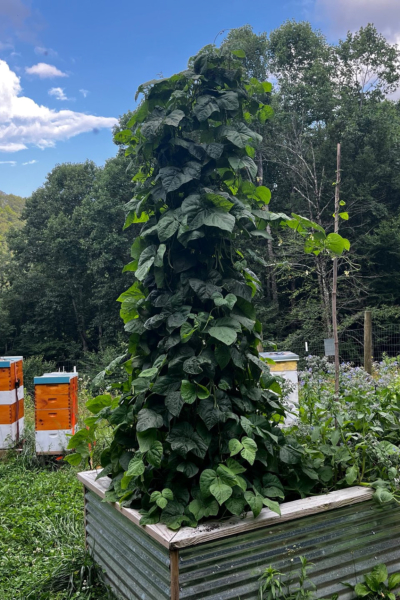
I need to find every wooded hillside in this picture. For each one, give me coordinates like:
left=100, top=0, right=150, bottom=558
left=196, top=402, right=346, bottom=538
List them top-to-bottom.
left=1, top=21, right=400, bottom=362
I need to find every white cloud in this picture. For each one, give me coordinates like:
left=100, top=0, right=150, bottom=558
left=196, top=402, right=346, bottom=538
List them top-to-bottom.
left=316, top=0, right=400, bottom=39
left=34, top=46, right=57, bottom=58
left=0, top=59, right=118, bottom=153
left=25, top=63, right=67, bottom=78
left=48, top=87, right=68, bottom=101
left=79, top=89, right=89, bottom=98
left=22, top=159, right=37, bottom=165
left=0, top=160, right=16, bottom=166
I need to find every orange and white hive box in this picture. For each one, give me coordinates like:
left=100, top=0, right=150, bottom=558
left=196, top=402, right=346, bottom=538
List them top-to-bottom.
left=0, top=356, right=24, bottom=449
left=34, top=372, right=78, bottom=453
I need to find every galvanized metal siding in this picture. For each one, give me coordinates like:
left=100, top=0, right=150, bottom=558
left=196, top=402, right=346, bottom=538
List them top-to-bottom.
left=85, top=490, right=171, bottom=600
left=178, top=501, right=400, bottom=600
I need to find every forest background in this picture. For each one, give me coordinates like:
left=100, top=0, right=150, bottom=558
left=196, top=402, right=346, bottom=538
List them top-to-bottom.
left=1, top=21, right=400, bottom=366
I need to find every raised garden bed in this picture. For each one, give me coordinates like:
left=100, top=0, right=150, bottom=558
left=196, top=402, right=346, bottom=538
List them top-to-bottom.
left=78, top=470, right=400, bottom=600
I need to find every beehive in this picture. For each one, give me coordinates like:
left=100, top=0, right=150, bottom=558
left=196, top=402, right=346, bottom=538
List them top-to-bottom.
left=260, top=351, right=299, bottom=424
left=0, top=356, right=24, bottom=449
left=34, top=372, right=78, bottom=454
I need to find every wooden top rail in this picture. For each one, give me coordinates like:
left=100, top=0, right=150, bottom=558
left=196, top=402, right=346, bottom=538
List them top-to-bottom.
left=78, top=470, right=374, bottom=550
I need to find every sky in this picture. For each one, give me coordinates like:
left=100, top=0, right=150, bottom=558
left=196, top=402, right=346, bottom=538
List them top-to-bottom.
left=0, top=0, right=399, bottom=197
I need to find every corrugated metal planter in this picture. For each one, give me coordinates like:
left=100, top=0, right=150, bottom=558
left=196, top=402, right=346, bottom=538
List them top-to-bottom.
left=78, top=471, right=400, bottom=600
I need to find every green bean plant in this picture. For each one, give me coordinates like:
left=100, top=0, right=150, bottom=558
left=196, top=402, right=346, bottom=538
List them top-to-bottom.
left=67, top=47, right=349, bottom=529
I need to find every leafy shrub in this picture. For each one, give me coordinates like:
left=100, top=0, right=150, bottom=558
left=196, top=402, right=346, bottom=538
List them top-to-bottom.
left=292, top=355, right=400, bottom=502
left=343, top=563, right=400, bottom=600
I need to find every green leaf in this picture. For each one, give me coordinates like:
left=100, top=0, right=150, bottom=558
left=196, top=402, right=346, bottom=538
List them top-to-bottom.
left=231, top=49, right=246, bottom=58
left=194, top=95, right=219, bottom=122
left=164, top=109, right=185, bottom=126
left=228, top=155, right=257, bottom=179
left=255, top=186, right=271, bottom=204
left=190, top=209, right=235, bottom=233
left=339, top=212, right=349, bottom=220
left=157, top=213, right=179, bottom=242
left=209, top=326, right=237, bottom=345
left=215, top=345, right=231, bottom=369
left=139, top=367, right=158, bottom=378
left=181, top=380, right=197, bottom=404
left=196, top=383, right=209, bottom=399
left=165, top=391, right=184, bottom=417
left=86, top=394, right=113, bottom=414
left=137, top=408, right=163, bottom=432
left=137, top=429, right=157, bottom=452
left=241, top=437, right=257, bottom=465
left=229, top=438, right=243, bottom=456
left=147, top=441, right=163, bottom=467
left=64, top=453, right=82, bottom=466
left=126, top=455, right=145, bottom=476
left=226, top=458, right=246, bottom=474
left=177, top=461, right=199, bottom=478
left=345, top=465, right=358, bottom=485
left=200, top=469, right=217, bottom=498
left=210, top=480, right=233, bottom=505
left=374, top=486, right=394, bottom=504
left=244, top=491, right=263, bottom=517
left=189, top=496, right=219, bottom=520
left=225, top=496, right=246, bottom=515
left=262, top=498, right=281, bottom=516
left=367, top=564, right=388, bottom=586
left=388, top=573, right=400, bottom=590
left=354, top=584, right=370, bottom=597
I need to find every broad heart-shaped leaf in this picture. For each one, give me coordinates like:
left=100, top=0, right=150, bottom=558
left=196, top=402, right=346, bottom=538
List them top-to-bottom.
left=217, top=90, right=240, bottom=111
left=194, top=95, right=219, bottom=121
left=164, top=109, right=185, bottom=126
left=228, top=155, right=257, bottom=179
left=159, top=167, right=193, bottom=193
left=255, top=186, right=271, bottom=204
left=190, top=208, right=235, bottom=233
left=157, top=213, right=179, bottom=242
left=189, top=278, right=221, bottom=300
left=209, top=326, right=237, bottom=346
left=215, top=345, right=231, bottom=369
left=183, top=357, right=203, bottom=375
left=181, top=380, right=197, bottom=404
left=165, top=391, right=184, bottom=417
left=136, top=408, right=163, bottom=432
left=167, top=422, right=203, bottom=455
left=137, top=429, right=157, bottom=452
left=241, top=437, right=257, bottom=465
left=229, top=438, right=243, bottom=456
left=147, top=441, right=163, bottom=467
left=126, top=455, right=145, bottom=476
left=226, top=458, right=246, bottom=475
left=177, top=461, right=199, bottom=478
left=200, top=469, right=217, bottom=498
left=210, top=480, right=233, bottom=505
left=244, top=491, right=263, bottom=518
left=225, top=495, right=246, bottom=516
left=189, top=496, right=219, bottom=520
left=262, top=498, right=281, bottom=516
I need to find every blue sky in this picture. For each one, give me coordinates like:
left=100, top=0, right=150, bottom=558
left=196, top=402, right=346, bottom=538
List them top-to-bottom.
left=0, top=0, right=397, bottom=197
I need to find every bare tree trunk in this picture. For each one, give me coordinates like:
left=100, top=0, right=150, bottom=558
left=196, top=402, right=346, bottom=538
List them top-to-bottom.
left=332, top=143, right=341, bottom=396
left=257, top=151, right=278, bottom=306
left=316, top=254, right=332, bottom=334
left=71, top=295, right=89, bottom=353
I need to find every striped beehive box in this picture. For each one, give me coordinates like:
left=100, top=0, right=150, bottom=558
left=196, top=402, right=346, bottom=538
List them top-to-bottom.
left=0, top=356, right=24, bottom=449
left=34, top=372, right=78, bottom=454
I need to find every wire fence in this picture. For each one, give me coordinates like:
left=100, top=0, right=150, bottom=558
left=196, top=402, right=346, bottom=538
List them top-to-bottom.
left=53, top=324, right=400, bottom=374
left=276, top=324, right=400, bottom=369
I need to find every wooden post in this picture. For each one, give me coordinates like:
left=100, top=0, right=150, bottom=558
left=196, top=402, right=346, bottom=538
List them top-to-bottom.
left=332, top=143, right=341, bottom=396
left=364, top=310, right=373, bottom=374
left=170, top=549, right=180, bottom=600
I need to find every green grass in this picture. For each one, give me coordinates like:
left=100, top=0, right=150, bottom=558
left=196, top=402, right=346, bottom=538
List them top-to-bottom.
left=0, top=424, right=116, bottom=600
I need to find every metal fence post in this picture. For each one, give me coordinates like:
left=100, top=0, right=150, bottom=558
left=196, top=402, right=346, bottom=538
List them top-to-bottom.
left=364, top=311, right=373, bottom=374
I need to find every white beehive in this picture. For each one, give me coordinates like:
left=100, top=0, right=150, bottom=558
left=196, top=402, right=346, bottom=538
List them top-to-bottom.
left=260, top=351, right=300, bottom=424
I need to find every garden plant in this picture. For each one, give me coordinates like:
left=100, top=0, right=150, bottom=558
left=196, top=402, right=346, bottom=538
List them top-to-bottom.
left=67, top=47, right=350, bottom=529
